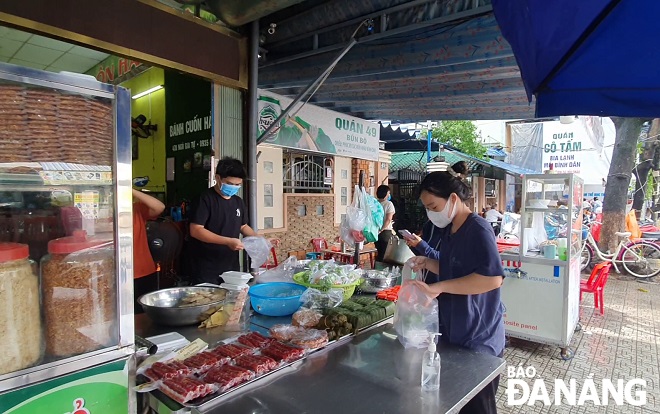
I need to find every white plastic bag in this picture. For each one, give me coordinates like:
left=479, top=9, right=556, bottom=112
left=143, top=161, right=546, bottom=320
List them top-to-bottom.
left=243, top=236, right=272, bottom=269
left=393, top=264, right=439, bottom=349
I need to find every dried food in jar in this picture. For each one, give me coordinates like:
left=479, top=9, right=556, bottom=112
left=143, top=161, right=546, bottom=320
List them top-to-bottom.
left=41, top=232, right=117, bottom=358
left=0, top=243, right=42, bottom=374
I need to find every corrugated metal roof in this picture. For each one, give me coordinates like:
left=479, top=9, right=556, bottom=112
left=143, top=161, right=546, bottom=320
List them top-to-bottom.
left=258, top=1, right=535, bottom=122
left=391, top=149, right=534, bottom=177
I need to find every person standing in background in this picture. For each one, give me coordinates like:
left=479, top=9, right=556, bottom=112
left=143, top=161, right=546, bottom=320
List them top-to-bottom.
left=375, top=184, right=396, bottom=263
left=133, top=189, right=166, bottom=313
left=593, top=197, right=603, bottom=214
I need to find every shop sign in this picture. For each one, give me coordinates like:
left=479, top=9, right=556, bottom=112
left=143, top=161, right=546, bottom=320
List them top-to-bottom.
left=86, top=56, right=142, bottom=83
left=258, top=91, right=380, bottom=161
left=168, top=112, right=213, bottom=153
left=541, top=119, right=615, bottom=185
left=0, top=360, right=128, bottom=414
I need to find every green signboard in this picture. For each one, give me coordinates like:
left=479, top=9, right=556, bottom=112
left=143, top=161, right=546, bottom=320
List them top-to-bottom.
left=164, top=70, right=213, bottom=203
left=0, top=359, right=129, bottom=414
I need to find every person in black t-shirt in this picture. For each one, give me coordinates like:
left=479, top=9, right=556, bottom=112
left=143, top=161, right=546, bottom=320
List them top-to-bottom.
left=189, top=157, right=278, bottom=284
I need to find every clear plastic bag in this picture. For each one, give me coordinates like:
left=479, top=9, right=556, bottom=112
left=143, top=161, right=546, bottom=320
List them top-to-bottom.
left=243, top=236, right=272, bottom=269
left=256, top=256, right=297, bottom=284
left=393, top=264, right=439, bottom=349
left=299, top=287, right=343, bottom=309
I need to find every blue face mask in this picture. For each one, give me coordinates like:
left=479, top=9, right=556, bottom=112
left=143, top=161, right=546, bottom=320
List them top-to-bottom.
left=220, top=183, right=241, bottom=197
left=387, top=194, right=392, bottom=201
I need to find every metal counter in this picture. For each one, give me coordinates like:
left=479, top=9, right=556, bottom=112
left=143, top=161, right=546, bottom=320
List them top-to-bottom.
left=136, top=314, right=505, bottom=414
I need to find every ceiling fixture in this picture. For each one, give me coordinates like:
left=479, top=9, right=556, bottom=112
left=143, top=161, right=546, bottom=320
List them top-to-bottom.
left=132, top=85, right=163, bottom=100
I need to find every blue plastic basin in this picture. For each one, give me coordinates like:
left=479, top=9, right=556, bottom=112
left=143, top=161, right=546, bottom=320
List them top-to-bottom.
left=248, top=282, right=307, bottom=317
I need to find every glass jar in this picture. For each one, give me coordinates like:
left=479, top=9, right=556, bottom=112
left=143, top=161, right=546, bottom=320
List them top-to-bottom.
left=41, top=230, right=116, bottom=358
left=0, top=242, right=42, bottom=374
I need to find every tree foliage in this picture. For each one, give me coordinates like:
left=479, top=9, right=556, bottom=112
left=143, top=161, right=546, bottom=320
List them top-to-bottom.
left=427, top=121, right=487, bottom=159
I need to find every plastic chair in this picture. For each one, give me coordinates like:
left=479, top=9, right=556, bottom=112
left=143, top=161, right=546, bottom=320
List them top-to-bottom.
left=310, top=238, right=332, bottom=259
left=264, top=247, right=279, bottom=270
left=580, top=262, right=611, bottom=315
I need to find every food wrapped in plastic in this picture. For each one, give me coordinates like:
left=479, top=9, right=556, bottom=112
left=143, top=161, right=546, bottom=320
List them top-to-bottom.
left=297, top=261, right=362, bottom=287
left=299, top=287, right=343, bottom=310
left=292, top=308, right=323, bottom=328
left=269, top=324, right=306, bottom=342
left=290, top=328, right=328, bottom=350
left=237, top=332, right=274, bottom=349
left=261, top=341, right=306, bottom=363
left=210, top=343, right=256, bottom=359
left=183, top=351, right=230, bottom=375
left=234, top=354, right=279, bottom=376
left=144, top=361, right=193, bottom=382
left=204, top=364, right=256, bottom=392
left=160, top=377, right=217, bottom=403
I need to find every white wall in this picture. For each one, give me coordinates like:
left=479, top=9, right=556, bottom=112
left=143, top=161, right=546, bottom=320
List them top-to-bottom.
left=257, top=145, right=284, bottom=230
left=334, top=156, right=352, bottom=224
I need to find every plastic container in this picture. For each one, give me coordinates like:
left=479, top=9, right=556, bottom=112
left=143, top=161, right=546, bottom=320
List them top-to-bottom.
left=41, top=230, right=117, bottom=358
left=0, top=243, right=42, bottom=375
left=221, top=271, right=253, bottom=286
left=292, top=272, right=359, bottom=301
left=248, top=282, right=306, bottom=316
left=421, top=333, right=442, bottom=391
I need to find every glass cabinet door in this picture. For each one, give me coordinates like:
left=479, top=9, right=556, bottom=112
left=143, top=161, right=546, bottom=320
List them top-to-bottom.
left=0, top=79, right=118, bottom=377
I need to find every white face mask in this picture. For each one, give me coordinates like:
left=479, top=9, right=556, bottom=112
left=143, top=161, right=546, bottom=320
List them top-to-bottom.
left=426, top=196, right=458, bottom=228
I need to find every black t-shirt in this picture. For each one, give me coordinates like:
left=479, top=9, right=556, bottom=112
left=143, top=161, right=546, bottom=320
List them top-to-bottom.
left=190, top=187, right=248, bottom=283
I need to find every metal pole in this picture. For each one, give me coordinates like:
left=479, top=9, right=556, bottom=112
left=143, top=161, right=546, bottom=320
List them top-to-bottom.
left=248, top=20, right=259, bottom=230
left=257, top=38, right=358, bottom=145
left=427, top=120, right=432, bottom=164
left=354, top=170, right=365, bottom=266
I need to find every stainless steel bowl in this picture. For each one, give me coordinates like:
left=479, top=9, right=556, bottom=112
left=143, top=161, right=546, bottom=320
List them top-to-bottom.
left=359, top=270, right=400, bottom=293
left=138, top=286, right=227, bottom=326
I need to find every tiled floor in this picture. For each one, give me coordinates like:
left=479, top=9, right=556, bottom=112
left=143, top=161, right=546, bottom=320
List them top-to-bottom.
left=497, top=275, right=660, bottom=413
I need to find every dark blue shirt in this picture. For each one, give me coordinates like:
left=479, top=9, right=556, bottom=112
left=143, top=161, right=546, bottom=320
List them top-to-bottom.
left=437, top=213, right=505, bottom=357
left=413, top=220, right=442, bottom=284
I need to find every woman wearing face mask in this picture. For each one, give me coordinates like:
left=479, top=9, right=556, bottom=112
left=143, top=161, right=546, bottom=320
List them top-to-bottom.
left=408, top=167, right=505, bottom=414
left=375, top=184, right=396, bottom=262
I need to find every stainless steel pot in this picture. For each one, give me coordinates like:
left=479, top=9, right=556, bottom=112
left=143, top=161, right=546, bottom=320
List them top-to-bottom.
left=383, top=237, right=415, bottom=265
left=359, top=270, right=400, bottom=293
left=138, top=286, right=227, bottom=326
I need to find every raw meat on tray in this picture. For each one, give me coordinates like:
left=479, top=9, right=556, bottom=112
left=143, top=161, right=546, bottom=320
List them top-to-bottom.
left=237, top=332, right=274, bottom=349
left=261, top=341, right=305, bottom=363
left=210, top=343, right=256, bottom=359
left=183, top=351, right=230, bottom=374
left=234, top=354, right=279, bottom=375
left=144, top=361, right=192, bottom=382
left=204, top=364, right=256, bottom=392
left=160, top=377, right=216, bottom=404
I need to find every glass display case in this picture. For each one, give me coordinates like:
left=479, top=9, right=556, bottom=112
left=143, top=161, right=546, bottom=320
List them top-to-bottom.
left=0, top=62, right=134, bottom=412
left=499, top=173, right=584, bottom=357
left=519, top=173, right=584, bottom=264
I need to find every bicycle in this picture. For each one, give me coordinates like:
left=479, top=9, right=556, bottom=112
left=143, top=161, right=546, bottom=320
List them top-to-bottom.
left=579, top=223, right=660, bottom=278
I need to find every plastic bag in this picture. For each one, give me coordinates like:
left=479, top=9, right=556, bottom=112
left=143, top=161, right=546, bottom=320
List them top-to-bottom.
left=347, top=186, right=367, bottom=231
left=361, top=188, right=384, bottom=243
left=243, top=236, right=272, bottom=269
left=256, top=256, right=297, bottom=284
left=393, top=263, right=439, bottom=349
left=299, top=287, right=343, bottom=309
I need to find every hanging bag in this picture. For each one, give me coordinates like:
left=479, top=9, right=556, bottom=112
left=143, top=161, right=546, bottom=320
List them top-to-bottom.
left=361, top=187, right=384, bottom=243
